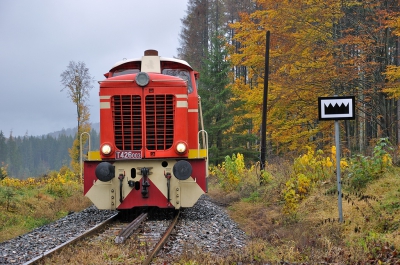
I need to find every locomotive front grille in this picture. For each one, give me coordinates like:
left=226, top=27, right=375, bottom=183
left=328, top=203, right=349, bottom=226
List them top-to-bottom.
left=111, top=94, right=175, bottom=151
left=112, top=95, right=142, bottom=150
left=145, top=95, right=175, bottom=150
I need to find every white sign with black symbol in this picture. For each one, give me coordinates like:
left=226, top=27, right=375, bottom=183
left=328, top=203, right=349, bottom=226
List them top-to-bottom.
left=318, top=96, right=355, bottom=120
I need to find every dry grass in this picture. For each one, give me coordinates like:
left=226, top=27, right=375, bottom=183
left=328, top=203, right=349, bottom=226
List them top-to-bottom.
left=207, top=166, right=400, bottom=264
left=0, top=188, right=92, bottom=242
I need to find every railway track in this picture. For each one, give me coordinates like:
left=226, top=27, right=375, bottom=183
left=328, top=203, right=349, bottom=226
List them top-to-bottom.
left=1, top=196, right=247, bottom=264
left=23, top=210, right=180, bottom=265
left=142, top=211, right=180, bottom=265
left=22, top=213, right=119, bottom=265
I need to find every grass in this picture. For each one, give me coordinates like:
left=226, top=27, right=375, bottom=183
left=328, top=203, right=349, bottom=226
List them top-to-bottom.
left=1, top=154, right=400, bottom=264
left=0, top=171, right=92, bottom=242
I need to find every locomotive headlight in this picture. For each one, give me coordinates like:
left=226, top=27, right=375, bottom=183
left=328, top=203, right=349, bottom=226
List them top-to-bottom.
left=135, top=72, right=150, bottom=87
left=176, top=142, right=187, bottom=154
left=101, top=144, right=112, bottom=155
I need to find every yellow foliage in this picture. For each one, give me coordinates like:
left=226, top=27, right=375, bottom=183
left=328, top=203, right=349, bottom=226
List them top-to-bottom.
left=229, top=0, right=346, bottom=153
left=387, top=16, right=400, bottom=37
left=383, top=65, right=400, bottom=99
left=330, top=145, right=350, bottom=171
left=283, top=146, right=347, bottom=214
left=293, top=146, right=335, bottom=181
left=210, top=153, right=247, bottom=192
left=382, top=154, right=391, bottom=167
left=326, top=157, right=333, bottom=168
left=340, top=160, right=349, bottom=169
left=0, top=169, right=79, bottom=197
left=297, top=173, right=311, bottom=198
left=1, top=177, right=23, bottom=189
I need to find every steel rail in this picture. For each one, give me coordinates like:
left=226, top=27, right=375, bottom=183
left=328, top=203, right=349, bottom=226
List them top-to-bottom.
left=142, top=210, right=180, bottom=265
left=115, top=212, right=148, bottom=244
left=22, top=213, right=119, bottom=265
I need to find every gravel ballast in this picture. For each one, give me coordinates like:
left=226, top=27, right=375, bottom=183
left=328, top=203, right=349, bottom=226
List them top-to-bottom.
left=0, top=195, right=247, bottom=264
left=160, top=195, right=247, bottom=260
left=0, top=207, right=117, bottom=264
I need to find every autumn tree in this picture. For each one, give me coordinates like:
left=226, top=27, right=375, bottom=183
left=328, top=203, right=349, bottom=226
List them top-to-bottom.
left=178, top=0, right=400, bottom=159
left=229, top=0, right=342, bottom=157
left=327, top=1, right=400, bottom=154
left=381, top=4, right=400, bottom=145
left=60, top=61, right=94, bottom=174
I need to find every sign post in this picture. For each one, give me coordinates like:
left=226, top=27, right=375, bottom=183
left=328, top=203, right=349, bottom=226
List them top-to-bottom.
left=318, top=95, right=355, bottom=223
left=334, top=119, right=343, bottom=223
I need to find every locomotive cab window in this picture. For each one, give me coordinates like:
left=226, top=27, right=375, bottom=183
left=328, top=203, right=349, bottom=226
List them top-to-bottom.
left=113, top=69, right=140, bottom=77
left=162, top=69, right=193, bottom=93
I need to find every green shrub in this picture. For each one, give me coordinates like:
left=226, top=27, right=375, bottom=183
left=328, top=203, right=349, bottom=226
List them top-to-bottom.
left=347, top=138, right=393, bottom=189
left=210, top=153, right=245, bottom=192
left=0, top=186, right=17, bottom=211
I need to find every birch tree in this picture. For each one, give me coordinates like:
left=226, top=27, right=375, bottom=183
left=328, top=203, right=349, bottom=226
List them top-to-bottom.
left=60, top=61, right=94, bottom=174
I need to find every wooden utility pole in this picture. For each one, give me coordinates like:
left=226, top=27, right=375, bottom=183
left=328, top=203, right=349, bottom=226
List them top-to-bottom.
left=260, top=31, right=270, bottom=171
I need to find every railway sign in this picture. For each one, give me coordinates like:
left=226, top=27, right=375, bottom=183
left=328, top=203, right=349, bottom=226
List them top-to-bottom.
left=318, top=95, right=355, bottom=223
left=318, top=96, right=355, bottom=120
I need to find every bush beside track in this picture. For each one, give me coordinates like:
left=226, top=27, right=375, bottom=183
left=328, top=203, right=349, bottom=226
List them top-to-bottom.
left=207, top=138, right=400, bottom=264
left=0, top=166, right=91, bottom=242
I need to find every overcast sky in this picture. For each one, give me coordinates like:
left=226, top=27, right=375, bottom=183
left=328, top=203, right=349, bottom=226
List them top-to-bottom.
left=0, top=0, right=188, bottom=137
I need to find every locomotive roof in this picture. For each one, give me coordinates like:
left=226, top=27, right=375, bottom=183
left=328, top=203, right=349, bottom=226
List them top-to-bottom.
left=110, top=56, right=193, bottom=71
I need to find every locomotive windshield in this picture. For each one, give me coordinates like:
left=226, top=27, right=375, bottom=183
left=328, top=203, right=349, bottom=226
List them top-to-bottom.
left=110, top=67, right=193, bottom=93
left=113, top=69, right=140, bottom=76
left=162, top=69, right=193, bottom=93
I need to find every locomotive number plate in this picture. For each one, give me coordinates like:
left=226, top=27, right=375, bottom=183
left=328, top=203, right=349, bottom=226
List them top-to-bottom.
left=115, top=151, right=142, bottom=160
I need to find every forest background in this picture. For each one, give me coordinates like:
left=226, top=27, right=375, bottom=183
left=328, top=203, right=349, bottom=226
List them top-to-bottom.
left=2, top=0, right=400, bottom=179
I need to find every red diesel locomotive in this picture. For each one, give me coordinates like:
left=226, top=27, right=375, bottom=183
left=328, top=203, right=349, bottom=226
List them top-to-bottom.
left=83, top=50, right=208, bottom=210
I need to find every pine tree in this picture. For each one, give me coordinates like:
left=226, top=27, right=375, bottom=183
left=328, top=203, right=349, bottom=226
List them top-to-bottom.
left=178, top=0, right=210, bottom=71
left=199, top=32, right=234, bottom=165
left=0, top=131, right=7, bottom=164
left=6, top=133, right=21, bottom=178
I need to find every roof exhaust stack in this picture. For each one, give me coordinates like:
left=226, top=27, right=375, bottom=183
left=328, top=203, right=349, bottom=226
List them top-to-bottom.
left=141, top=49, right=161, bottom=73
left=144, top=49, right=158, bottom=56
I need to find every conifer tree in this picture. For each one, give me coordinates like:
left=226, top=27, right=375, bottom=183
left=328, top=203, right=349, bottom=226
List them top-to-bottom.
left=199, top=32, right=234, bottom=165
left=0, top=131, right=6, bottom=165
